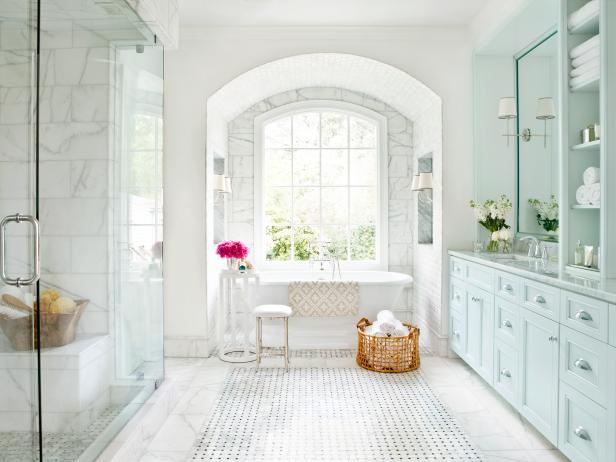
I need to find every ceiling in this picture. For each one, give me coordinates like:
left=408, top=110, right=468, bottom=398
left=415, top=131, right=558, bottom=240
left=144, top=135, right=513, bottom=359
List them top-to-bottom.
left=179, top=0, right=490, bottom=28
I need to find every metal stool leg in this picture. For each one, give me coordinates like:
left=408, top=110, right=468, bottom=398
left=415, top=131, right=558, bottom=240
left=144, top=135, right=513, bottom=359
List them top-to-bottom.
left=256, top=317, right=262, bottom=368
left=284, top=317, right=289, bottom=372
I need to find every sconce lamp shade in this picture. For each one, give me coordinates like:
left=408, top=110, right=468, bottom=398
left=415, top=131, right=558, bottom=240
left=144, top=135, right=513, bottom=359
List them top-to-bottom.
left=498, top=97, right=517, bottom=119
left=536, top=97, right=556, bottom=120
left=417, top=172, right=433, bottom=190
left=213, top=174, right=231, bottom=193
left=411, top=174, right=420, bottom=191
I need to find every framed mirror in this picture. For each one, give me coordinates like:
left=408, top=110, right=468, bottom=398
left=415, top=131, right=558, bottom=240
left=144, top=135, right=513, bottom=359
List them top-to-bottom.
left=516, top=30, right=559, bottom=241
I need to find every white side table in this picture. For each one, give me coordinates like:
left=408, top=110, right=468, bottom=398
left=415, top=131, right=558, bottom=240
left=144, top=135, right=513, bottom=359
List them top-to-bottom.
left=217, top=270, right=259, bottom=363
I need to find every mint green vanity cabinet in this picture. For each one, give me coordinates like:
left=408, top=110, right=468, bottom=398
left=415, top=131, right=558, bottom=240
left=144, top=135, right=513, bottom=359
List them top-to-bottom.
left=448, top=251, right=616, bottom=461
left=518, top=307, right=560, bottom=444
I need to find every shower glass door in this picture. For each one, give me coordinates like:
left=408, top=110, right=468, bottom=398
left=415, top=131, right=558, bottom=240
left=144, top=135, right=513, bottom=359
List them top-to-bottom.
left=0, top=1, right=41, bottom=461
left=0, top=1, right=164, bottom=460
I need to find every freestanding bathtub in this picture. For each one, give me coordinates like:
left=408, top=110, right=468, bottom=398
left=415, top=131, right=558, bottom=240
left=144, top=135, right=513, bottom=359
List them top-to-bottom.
left=257, top=270, right=413, bottom=349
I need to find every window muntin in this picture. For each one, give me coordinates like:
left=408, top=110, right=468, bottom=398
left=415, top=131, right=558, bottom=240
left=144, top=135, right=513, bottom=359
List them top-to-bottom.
left=260, top=107, right=382, bottom=265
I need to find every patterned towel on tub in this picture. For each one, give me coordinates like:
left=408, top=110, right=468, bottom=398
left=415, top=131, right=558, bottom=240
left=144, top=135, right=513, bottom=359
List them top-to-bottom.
left=289, top=281, right=360, bottom=316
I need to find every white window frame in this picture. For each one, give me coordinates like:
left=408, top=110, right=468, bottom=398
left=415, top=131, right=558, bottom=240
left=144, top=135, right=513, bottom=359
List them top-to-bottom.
left=254, top=100, right=388, bottom=270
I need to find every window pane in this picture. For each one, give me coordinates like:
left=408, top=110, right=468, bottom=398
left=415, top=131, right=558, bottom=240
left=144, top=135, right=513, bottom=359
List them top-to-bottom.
left=293, top=112, right=319, bottom=148
left=321, top=112, right=348, bottom=148
left=131, top=114, right=156, bottom=150
left=265, top=117, right=291, bottom=148
left=350, top=117, right=376, bottom=148
left=264, top=149, right=292, bottom=187
left=293, top=149, right=319, bottom=186
left=321, top=149, right=347, bottom=186
left=350, top=149, right=377, bottom=186
left=131, top=151, right=156, bottom=189
left=265, top=187, right=291, bottom=225
left=293, top=187, right=320, bottom=224
left=322, top=187, right=348, bottom=225
left=350, top=187, right=376, bottom=225
left=129, top=189, right=158, bottom=224
left=266, top=225, right=291, bottom=261
left=293, top=225, right=318, bottom=261
left=323, top=225, right=348, bottom=259
left=350, top=225, right=376, bottom=261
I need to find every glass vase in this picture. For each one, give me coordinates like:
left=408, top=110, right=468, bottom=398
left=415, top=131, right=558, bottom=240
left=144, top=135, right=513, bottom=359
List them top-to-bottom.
left=486, top=239, right=499, bottom=253
left=226, top=257, right=238, bottom=270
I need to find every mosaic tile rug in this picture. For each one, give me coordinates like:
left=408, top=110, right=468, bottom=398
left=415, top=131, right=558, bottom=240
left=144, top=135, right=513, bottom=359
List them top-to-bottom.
left=192, top=368, right=482, bottom=461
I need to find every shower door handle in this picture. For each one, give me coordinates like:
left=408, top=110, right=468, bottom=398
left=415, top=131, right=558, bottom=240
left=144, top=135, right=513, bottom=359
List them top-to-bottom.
left=0, top=214, right=40, bottom=286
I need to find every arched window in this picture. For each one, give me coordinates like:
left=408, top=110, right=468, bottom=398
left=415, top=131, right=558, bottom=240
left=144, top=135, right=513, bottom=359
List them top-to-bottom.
left=254, top=101, right=387, bottom=269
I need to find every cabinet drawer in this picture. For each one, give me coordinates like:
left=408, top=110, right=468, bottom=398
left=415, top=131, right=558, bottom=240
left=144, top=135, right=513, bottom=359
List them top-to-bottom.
left=450, top=257, right=466, bottom=280
left=466, top=261, right=494, bottom=292
left=494, top=271, right=521, bottom=303
left=449, top=278, right=466, bottom=315
left=521, top=279, right=559, bottom=320
left=561, top=291, right=608, bottom=342
left=494, top=297, right=519, bottom=347
left=610, top=305, right=616, bottom=347
left=450, top=310, right=466, bottom=358
left=560, top=326, right=609, bottom=407
left=494, top=340, right=518, bottom=406
left=559, top=382, right=607, bottom=462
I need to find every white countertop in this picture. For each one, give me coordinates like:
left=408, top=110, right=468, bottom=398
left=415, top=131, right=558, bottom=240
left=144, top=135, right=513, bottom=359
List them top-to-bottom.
left=449, top=250, right=616, bottom=304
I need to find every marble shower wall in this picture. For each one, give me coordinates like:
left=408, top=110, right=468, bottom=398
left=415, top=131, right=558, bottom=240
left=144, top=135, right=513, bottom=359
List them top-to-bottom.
left=0, top=19, right=115, bottom=335
left=226, top=87, right=415, bottom=314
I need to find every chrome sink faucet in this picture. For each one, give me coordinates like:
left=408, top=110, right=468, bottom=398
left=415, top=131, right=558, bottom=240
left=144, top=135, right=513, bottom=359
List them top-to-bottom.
left=519, top=236, right=548, bottom=263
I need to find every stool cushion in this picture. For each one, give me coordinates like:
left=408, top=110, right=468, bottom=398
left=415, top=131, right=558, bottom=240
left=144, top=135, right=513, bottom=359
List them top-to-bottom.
left=254, top=304, right=292, bottom=318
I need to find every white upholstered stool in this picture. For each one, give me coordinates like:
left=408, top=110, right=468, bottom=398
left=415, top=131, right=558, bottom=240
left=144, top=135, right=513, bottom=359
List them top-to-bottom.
left=254, top=304, right=292, bottom=371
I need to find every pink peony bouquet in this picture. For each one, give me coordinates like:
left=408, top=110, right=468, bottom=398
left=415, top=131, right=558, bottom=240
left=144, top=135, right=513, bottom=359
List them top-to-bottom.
left=216, top=240, right=249, bottom=259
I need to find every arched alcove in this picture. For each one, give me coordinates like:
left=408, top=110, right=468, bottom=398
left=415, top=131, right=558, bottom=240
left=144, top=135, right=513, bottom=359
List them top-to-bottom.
left=205, top=53, right=445, bottom=353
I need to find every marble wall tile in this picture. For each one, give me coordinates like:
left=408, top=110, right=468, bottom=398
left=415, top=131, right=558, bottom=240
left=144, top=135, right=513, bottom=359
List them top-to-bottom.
left=0, top=50, right=31, bottom=87
left=72, top=85, right=110, bottom=122
left=39, top=86, right=72, bottom=123
left=0, top=87, right=30, bottom=124
left=297, top=87, right=342, bottom=101
left=39, top=122, right=109, bottom=160
left=0, top=124, right=30, bottom=161
left=228, top=133, right=254, bottom=156
left=230, top=155, right=253, bottom=178
left=388, top=155, right=410, bottom=178
left=40, top=160, right=72, bottom=198
left=71, top=160, right=109, bottom=197
left=0, top=161, right=28, bottom=198
left=389, top=177, right=413, bottom=200
left=231, top=178, right=253, bottom=202
left=39, top=198, right=109, bottom=236
left=388, top=199, right=410, bottom=223
left=231, top=200, right=253, bottom=223
left=389, top=222, right=413, bottom=244
left=41, top=236, right=72, bottom=274
left=71, top=236, right=109, bottom=273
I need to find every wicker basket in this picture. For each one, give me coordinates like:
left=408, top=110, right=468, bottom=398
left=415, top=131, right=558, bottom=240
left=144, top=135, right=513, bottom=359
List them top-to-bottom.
left=0, top=299, right=89, bottom=351
left=356, top=317, right=420, bottom=373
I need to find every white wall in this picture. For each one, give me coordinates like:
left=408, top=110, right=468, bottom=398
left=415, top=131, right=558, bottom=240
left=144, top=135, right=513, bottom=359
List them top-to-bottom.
left=163, top=27, right=475, bottom=355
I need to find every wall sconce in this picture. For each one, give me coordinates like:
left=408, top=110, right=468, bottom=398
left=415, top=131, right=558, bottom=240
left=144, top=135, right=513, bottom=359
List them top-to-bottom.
left=498, top=96, right=555, bottom=148
left=498, top=97, right=517, bottom=146
left=536, top=97, right=555, bottom=148
left=411, top=172, right=433, bottom=191
left=213, top=174, right=232, bottom=194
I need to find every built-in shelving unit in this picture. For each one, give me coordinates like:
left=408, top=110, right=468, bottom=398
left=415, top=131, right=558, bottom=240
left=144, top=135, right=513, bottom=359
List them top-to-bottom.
left=562, top=0, right=603, bottom=277
left=571, top=139, right=600, bottom=150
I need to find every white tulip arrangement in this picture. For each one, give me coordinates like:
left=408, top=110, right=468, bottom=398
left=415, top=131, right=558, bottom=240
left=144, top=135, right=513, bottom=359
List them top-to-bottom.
left=469, top=195, right=513, bottom=252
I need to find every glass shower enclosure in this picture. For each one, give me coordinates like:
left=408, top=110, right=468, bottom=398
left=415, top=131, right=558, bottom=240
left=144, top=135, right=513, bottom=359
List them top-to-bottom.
left=0, top=1, right=164, bottom=460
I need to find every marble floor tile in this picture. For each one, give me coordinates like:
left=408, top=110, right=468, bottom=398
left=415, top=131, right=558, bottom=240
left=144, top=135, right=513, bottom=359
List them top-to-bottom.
left=102, top=353, right=572, bottom=462
left=147, top=414, right=208, bottom=452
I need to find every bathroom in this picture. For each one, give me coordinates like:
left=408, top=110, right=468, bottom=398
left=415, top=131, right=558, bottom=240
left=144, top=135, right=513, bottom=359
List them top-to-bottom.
left=1, top=0, right=615, bottom=461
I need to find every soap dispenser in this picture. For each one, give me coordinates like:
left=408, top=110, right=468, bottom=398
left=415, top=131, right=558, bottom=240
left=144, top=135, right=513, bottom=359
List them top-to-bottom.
left=574, top=240, right=584, bottom=266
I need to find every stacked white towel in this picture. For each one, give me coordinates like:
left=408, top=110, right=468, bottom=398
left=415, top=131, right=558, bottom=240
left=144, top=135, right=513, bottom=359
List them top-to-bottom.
left=568, top=0, right=599, bottom=30
left=569, top=33, right=600, bottom=89
left=576, top=166, right=601, bottom=206
left=364, top=310, right=409, bottom=337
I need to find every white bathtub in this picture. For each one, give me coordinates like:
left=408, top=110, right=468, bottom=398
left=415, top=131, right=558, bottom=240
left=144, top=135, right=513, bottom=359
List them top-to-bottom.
left=256, top=270, right=413, bottom=349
